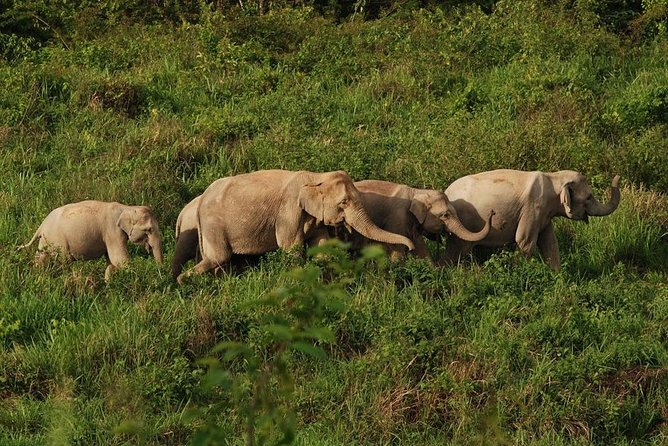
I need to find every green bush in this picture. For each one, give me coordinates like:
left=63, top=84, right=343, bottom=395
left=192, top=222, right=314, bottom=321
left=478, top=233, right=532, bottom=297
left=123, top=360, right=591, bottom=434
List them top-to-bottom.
left=1, top=2, right=667, bottom=444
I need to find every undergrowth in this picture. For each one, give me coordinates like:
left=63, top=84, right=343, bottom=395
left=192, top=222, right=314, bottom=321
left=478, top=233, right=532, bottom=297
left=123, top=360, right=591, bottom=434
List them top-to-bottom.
left=1, top=1, right=667, bottom=445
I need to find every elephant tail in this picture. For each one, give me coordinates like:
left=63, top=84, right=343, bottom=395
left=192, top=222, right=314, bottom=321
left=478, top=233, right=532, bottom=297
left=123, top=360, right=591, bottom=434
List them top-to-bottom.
left=175, top=210, right=183, bottom=239
left=17, top=224, right=43, bottom=251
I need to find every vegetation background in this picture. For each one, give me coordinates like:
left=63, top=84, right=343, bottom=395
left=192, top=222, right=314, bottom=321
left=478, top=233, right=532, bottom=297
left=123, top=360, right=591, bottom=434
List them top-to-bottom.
left=1, top=0, right=667, bottom=444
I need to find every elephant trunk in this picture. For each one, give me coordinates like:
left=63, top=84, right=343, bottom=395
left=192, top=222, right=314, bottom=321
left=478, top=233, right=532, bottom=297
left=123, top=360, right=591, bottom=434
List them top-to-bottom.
left=586, top=175, right=621, bottom=217
left=345, top=204, right=415, bottom=251
left=443, top=210, right=494, bottom=242
left=149, top=233, right=163, bottom=264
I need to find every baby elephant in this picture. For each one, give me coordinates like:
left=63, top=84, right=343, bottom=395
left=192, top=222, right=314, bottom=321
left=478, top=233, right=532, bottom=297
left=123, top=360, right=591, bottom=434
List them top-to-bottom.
left=19, top=200, right=163, bottom=281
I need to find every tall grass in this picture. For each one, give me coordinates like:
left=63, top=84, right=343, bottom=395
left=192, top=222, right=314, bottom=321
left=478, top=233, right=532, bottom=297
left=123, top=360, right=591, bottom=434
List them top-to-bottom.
left=1, top=2, right=667, bottom=445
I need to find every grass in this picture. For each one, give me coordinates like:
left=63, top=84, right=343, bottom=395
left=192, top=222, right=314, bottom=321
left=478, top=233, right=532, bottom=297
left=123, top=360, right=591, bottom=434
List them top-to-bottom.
left=1, top=2, right=668, bottom=444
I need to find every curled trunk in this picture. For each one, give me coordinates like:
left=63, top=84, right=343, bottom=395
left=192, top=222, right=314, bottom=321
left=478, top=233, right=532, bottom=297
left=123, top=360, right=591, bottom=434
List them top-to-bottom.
left=586, top=175, right=621, bottom=217
left=345, top=204, right=415, bottom=251
left=443, top=210, right=494, bottom=242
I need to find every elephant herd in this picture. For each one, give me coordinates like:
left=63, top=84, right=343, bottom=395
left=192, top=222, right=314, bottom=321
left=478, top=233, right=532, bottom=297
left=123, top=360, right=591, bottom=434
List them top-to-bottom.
left=19, top=169, right=621, bottom=282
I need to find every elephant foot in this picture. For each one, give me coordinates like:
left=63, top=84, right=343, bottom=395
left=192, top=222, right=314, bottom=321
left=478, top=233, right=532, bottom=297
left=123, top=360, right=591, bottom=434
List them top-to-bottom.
left=388, top=249, right=405, bottom=262
left=35, top=251, right=50, bottom=267
left=104, top=264, right=116, bottom=283
left=176, top=268, right=203, bottom=285
left=176, top=272, right=189, bottom=285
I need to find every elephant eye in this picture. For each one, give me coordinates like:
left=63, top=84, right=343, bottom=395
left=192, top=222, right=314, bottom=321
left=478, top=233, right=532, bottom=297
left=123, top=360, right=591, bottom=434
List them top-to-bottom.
left=339, top=198, right=349, bottom=206
left=145, top=227, right=152, bottom=233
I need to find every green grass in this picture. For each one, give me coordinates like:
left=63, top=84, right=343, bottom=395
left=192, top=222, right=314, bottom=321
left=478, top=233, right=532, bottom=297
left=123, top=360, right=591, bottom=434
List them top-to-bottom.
left=1, top=2, right=668, bottom=445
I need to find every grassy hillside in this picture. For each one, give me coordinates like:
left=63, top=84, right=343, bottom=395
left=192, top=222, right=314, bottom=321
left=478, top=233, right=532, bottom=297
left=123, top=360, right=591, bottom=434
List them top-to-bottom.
left=1, top=2, right=668, bottom=444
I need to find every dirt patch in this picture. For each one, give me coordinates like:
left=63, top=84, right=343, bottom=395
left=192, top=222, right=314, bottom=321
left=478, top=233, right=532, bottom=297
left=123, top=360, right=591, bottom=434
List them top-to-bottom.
left=598, top=365, right=668, bottom=399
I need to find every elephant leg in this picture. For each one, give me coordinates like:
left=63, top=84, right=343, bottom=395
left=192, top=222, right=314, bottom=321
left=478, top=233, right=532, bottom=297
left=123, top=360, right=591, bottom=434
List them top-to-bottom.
left=515, top=216, right=539, bottom=259
left=537, top=222, right=561, bottom=271
left=181, top=225, right=235, bottom=283
left=276, top=226, right=307, bottom=259
left=277, top=226, right=305, bottom=252
left=305, top=228, right=334, bottom=263
left=306, top=228, right=331, bottom=248
left=171, top=230, right=198, bottom=279
left=178, top=236, right=232, bottom=284
left=412, top=236, right=433, bottom=263
left=439, top=236, right=473, bottom=266
left=105, top=239, right=131, bottom=283
left=387, top=245, right=406, bottom=262
left=35, top=251, right=50, bottom=267
left=177, top=256, right=227, bottom=285
left=104, top=259, right=116, bottom=283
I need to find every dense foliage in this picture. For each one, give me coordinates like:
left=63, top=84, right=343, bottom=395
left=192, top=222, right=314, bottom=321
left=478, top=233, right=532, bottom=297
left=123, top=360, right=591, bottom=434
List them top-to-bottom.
left=1, top=0, right=667, bottom=444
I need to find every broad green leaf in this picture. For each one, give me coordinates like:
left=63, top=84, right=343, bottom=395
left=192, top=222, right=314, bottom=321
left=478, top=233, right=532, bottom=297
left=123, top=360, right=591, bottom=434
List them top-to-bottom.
left=264, top=323, right=294, bottom=340
left=299, top=326, right=335, bottom=342
left=211, top=341, right=247, bottom=353
left=290, top=342, right=326, bottom=359
left=202, top=368, right=232, bottom=390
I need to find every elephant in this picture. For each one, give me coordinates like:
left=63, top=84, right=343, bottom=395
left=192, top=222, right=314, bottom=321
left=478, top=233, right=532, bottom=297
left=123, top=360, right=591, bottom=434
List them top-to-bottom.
left=176, top=170, right=415, bottom=284
left=442, top=170, right=621, bottom=270
left=347, top=180, right=495, bottom=262
left=171, top=194, right=328, bottom=279
left=19, top=200, right=163, bottom=281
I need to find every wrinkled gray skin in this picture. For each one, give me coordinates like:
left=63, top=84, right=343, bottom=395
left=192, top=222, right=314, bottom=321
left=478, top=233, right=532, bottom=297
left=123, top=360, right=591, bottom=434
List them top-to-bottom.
left=177, top=170, right=415, bottom=284
left=443, top=170, right=621, bottom=270
left=349, top=180, right=495, bottom=262
left=171, top=195, right=330, bottom=279
left=19, top=200, right=163, bottom=281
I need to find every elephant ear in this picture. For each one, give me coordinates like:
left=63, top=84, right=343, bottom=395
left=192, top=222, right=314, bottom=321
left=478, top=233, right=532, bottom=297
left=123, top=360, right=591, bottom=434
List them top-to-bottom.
left=560, top=182, right=574, bottom=215
left=298, top=183, right=325, bottom=224
left=409, top=194, right=429, bottom=224
left=116, top=209, right=135, bottom=238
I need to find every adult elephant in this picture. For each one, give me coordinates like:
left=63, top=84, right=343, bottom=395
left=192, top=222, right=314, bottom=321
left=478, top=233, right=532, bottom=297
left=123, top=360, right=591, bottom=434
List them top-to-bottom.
left=176, top=170, right=415, bottom=283
left=442, top=170, right=621, bottom=270
left=350, top=180, right=494, bottom=262
left=171, top=194, right=332, bottom=279
left=19, top=200, right=163, bottom=281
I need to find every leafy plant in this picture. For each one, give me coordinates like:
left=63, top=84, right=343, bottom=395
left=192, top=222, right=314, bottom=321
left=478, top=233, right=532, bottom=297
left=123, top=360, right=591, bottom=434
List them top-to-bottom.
left=187, top=241, right=385, bottom=445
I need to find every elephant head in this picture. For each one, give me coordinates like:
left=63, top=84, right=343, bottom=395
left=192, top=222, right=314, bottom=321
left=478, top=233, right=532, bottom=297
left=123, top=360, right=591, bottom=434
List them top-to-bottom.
left=298, top=171, right=415, bottom=251
left=559, top=172, right=620, bottom=223
left=410, top=190, right=493, bottom=241
left=117, top=206, right=164, bottom=263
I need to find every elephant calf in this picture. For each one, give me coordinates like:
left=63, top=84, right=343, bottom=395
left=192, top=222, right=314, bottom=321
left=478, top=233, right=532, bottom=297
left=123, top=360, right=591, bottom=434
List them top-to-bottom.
left=443, top=170, right=621, bottom=270
left=350, top=180, right=494, bottom=262
left=19, top=200, right=163, bottom=281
